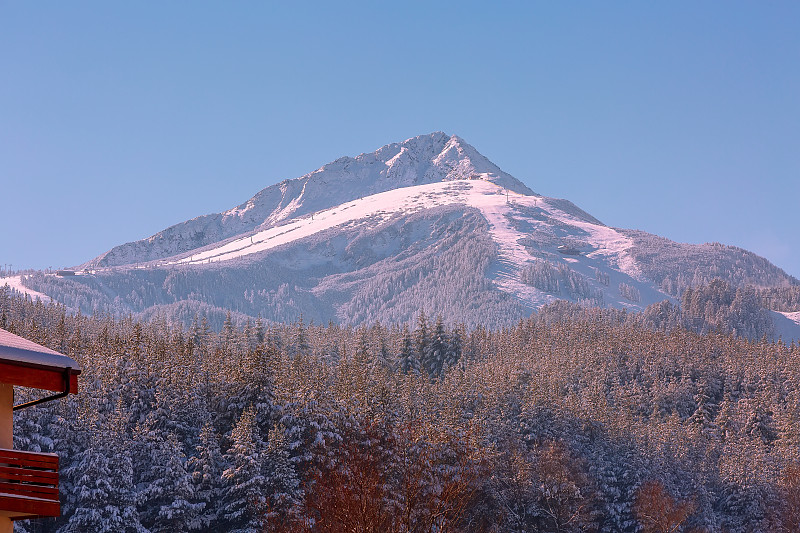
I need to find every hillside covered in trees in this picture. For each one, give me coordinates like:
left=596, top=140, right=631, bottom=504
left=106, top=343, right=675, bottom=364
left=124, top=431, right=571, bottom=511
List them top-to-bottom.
left=3, top=286, right=800, bottom=532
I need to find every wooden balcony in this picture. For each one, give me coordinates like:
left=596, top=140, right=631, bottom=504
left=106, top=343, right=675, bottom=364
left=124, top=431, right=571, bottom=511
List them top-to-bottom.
left=0, top=448, right=59, bottom=520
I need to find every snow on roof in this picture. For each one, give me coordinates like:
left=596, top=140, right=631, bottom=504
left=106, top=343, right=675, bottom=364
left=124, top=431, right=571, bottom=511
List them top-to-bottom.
left=0, top=328, right=80, bottom=372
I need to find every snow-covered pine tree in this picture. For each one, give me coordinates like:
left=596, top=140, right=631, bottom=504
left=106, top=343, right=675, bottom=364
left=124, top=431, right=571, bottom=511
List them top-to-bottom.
left=222, top=311, right=236, bottom=349
left=414, top=311, right=429, bottom=370
left=290, top=315, right=311, bottom=358
left=424, top=315, right=447, bottom=378
left=369, top=322, right=392, bottom=371
left=398, top=324, right=420, bottom=375
left=444, top=324, right=463, bottom=372
left=354, top=326, right=371, bottom=367
left=228, top=344, right=277, bottom=439
left=690, top=384, right=719, bottom=440
left=50, top=393, right=86, bottom=526
left=12, top=398, right=52, bottom=453
left=221, top=406, right=267, bottom=533
left=61, top=408, right=146, bottom=533
left=188, top=420, right=227, bottom=531
left=263, top=424, right=303, bottom=531
left=136, top=430, right=202, bottom=533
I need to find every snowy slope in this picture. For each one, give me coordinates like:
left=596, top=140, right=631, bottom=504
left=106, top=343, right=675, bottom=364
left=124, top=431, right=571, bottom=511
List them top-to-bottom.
left=0, top=276, right=52, bottom=302
left=774, top=311, right=800, bottom=341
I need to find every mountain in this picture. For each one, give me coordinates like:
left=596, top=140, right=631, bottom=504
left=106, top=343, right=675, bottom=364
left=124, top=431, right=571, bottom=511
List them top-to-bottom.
left=83, top=132, right=532, bottom=269
left=12, top=133, right=800, bottom=334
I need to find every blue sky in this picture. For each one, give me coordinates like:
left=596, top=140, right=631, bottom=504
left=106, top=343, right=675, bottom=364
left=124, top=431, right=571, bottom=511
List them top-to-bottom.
left=2, top=2, right=799, bottom=278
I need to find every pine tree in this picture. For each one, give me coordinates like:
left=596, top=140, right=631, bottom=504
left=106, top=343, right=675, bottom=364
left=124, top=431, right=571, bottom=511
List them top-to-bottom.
left=222, top=311, right=236, bottom=347
left=414, top=311, right=429, bottom=368
left=291, top=315, right=311, bottom=358
left=424, top=315, right=447, bottom=378
left=255, top=316, right=265, bottom=344
left=369, top=322, right=392, bottom=371
left=398, top=324, right=420, bottom=375
left=444, top=324, right=463, bottom=372
left=355, top=326, right=371, bottom=367
left=230, top=344, right=277, bottom=438
left=689, top=384, right=719, bottom=440
left=13, top=402, right=51, bottom=454
left=745, top=403, right=777, bottom=445
left=222, top=406, right=267, bottom=533
left=62, top=409, right=145, bottom=533
left=188, top=421, right=227, bottom=531
left=263, top=424, right=303, bottom=531
left=137, top=431, right=202, bottom=533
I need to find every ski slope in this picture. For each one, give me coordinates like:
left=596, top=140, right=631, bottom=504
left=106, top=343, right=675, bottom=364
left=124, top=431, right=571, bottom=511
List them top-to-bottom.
left=0, top=275, right=52, bottom=302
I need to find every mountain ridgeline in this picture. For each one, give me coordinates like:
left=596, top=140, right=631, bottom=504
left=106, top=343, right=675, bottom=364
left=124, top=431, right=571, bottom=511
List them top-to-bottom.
left=15, top=132, right=800, bottom=336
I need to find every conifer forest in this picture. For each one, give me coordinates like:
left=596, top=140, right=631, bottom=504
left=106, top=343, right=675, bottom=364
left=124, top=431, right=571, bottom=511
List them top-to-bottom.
left=3, top=285, right=800, bottom=533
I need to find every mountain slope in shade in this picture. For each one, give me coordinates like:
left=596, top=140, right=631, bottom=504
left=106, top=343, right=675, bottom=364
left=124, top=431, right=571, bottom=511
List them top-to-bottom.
left=14, top=132, right=799, bottom=335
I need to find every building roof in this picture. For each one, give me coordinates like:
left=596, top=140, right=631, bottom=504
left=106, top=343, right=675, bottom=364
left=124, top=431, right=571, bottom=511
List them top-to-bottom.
left=0, top=328, right=80, bottom=393
left=0, top=329, right=80, bottom=371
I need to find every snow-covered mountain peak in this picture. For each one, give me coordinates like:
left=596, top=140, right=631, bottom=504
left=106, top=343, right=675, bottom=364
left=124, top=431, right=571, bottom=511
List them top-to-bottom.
left=84, top=134, right=525, bottom=268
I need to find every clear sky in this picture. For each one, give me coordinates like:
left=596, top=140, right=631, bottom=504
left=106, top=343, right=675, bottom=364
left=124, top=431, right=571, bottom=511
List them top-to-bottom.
left=2, top=2, right=799, bottom=278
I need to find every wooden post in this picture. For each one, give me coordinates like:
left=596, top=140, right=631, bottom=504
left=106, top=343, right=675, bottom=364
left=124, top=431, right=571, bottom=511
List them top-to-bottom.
left=0, top=383, right=12, bottom=532
left=0, top=384, right=11, bottom=448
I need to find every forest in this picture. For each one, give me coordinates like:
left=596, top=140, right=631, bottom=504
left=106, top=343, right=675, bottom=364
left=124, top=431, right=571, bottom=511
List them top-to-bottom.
left=2, top=283, right=800, bottom=533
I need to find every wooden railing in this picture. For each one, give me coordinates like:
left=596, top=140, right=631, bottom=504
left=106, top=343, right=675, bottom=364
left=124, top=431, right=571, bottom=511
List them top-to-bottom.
left=0, top=448, right=59, bottom=519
